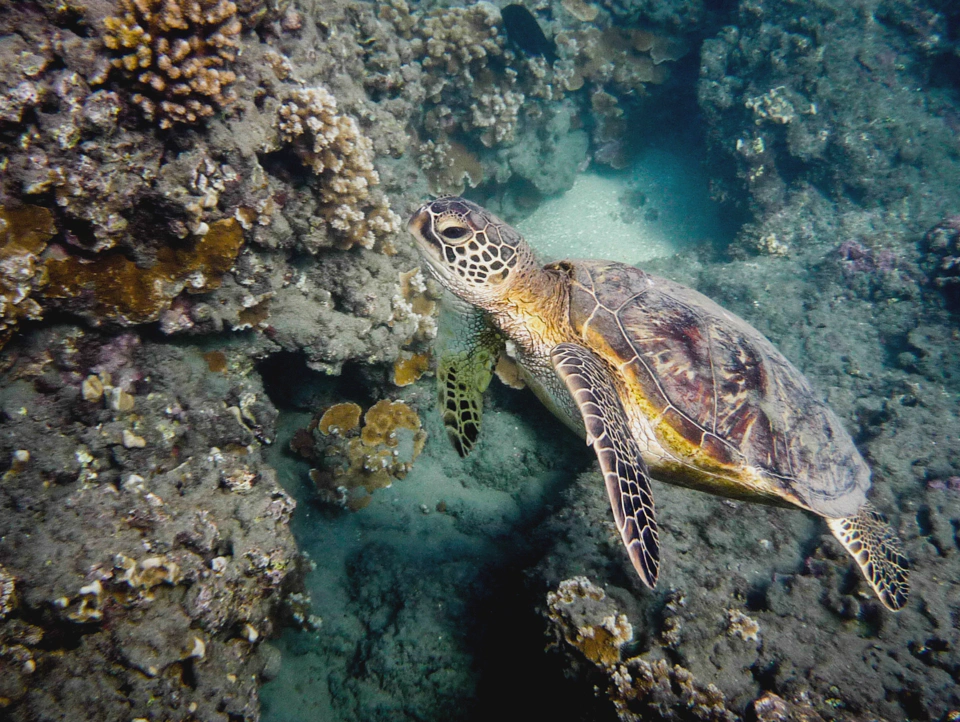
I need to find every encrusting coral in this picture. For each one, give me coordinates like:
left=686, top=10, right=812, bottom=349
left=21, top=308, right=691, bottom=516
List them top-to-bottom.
left=101, top=0, right=242, bottom=128
left=275, top=86, right=402, bottom=253
left=417, top=138, right=484, bottom=196
left=0, top=205, right=56, bottom=350
left=41, top=217, right=243, bottom=326
left=389, top=267, right=438, bottom=385
left=394, top=267, right=437, bottom=338
left=392, top=352, right=430, bottom=387
left=298, top=400, right=427, bottom=511
left=317, top=402, right=362, bottom=436
left=0, top=564, right=15, bottom=621
left=546, top=576, right=737, bottom=721
left=546, top=577, right=633, bottom=669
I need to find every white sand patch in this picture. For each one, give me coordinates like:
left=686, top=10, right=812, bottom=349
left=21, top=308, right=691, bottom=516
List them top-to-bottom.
left=517, top=147, right=724, bottom=265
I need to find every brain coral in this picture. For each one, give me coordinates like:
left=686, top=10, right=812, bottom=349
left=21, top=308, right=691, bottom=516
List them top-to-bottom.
left=102, top=0, right=242, bottom=128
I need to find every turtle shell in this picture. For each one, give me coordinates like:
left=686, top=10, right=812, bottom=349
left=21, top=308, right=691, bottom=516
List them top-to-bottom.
left=564, top=260, right=869, bottom=518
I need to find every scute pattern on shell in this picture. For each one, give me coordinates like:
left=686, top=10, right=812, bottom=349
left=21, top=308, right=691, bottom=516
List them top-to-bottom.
left=566, top=261, right=869, bottom=518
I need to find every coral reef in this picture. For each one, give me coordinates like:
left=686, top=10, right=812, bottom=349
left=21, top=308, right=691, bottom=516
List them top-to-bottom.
left=0, top=0, right=959, bottom=719
left=0, top=0, right=422, bottom=370
left=101, top=0, right=242, bottom=128
left=374, top=0, right=690, bottom=203
left=697, top=0, right=960, bottom=226
left=0, top=34, right=49, bottom=124
left=418, top=138, right=484, bottom=196
left=0, top=205, right=56, bottom=349
left=922, top=214, right=960, bottom=309
left=390, top=266, right=438, bottom=385
left=0, top=325, right=298, bottom=719
left=393, top=351, right=430, bottom=387
left=299, top=399, right=427, bottom=511
left=534, top=433, right=960, bottom=721
left=0, top=564, right=15, bottom=620
left=545, top=576, right=736, bottom=722
left=546, top=576, right=633, bottom=669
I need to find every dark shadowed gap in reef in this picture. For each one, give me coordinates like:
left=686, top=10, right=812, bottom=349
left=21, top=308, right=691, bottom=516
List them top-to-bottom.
left=631, top=41, right=748, bottom=254
left=257, top=351, right=374, bottom=412
left=257, top=351, right=608, bottom=719
left=453, top=384, right=609, bottom=721
left=465, top=565, right=618, bottom=722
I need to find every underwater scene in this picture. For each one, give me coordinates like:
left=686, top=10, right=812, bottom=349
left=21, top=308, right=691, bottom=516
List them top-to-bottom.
left=0, top=0, right=959, bottom=719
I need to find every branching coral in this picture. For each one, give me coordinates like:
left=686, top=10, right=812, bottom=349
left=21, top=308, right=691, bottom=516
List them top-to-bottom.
left=102, top=0, right=242, bottom=128
left=383, top=2, right=531, bottom=156
left=416, top=3, right=504, bottom=79
left=416, top=3, right=525, bottom=149
left=275, top=87, right=401, bottom=252
left=471, top=88, right=525, bottom=148
left=0, top=205, right=56, bottom=349
left=41, top=217, right=243, bottom=325
left=304, top=400, right=427, bottom=511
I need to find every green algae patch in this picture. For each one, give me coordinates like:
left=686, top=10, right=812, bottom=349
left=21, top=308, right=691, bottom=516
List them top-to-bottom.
left=43, top=218, right=243, bottom=325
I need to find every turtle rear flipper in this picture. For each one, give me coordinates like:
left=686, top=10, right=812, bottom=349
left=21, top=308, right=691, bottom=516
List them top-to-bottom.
left=436, top=291, right=503, bottom=457
left=552, top=342, right=660, bottom=588
left=827, top=507, right=909, bottom=611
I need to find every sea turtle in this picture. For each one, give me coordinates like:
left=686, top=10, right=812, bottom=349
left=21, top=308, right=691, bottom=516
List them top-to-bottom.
left=407, top=196, right=909, bottom=611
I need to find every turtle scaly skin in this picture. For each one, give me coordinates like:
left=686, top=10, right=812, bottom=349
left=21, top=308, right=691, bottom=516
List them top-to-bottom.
left=408, top=196, right=909, bottom=611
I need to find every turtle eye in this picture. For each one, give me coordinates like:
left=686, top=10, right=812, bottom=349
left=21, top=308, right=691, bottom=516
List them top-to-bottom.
left=440, top=225, right=469, bottom=241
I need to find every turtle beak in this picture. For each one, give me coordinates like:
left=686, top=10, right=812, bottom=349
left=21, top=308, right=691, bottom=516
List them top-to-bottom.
left=407, top=204, right=440, bottom=253
left=407, top=204, right=429, bottom=238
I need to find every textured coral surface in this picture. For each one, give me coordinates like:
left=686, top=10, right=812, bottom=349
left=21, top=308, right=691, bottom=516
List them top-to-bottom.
left=102, top=0, right=242, bottom=128
left=0, top=327, right=298, bottom=719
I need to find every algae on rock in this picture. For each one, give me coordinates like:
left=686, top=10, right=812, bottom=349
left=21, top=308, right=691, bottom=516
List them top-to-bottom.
left=0, top=205, right=56, bottom=349
left=42, top=217, right=244, bottom=326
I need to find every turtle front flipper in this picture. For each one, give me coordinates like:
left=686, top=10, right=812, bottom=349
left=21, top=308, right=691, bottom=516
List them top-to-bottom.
left=436, top=291, right=504, bottom=457
left=551, top=342, right=660, bottom=588
left=827, top=506, right=909, bottom=611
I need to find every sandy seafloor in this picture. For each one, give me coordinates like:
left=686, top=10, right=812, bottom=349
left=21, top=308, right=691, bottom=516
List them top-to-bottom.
left=1, top=0, right=960, bottom=720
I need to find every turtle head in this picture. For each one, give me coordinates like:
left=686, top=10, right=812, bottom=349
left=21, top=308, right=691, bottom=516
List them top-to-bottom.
left=408, top=196, right=537, bottom=306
